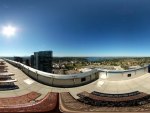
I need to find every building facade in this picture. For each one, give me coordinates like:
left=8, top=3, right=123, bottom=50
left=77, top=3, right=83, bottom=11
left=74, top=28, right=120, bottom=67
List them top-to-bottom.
left=33, top=51, right=53, bottom=73
left=30, top=55, right=34, bottom=67
left=14, top=57, right=23, bottom=63
left=25, top=59, right=30, bottom=66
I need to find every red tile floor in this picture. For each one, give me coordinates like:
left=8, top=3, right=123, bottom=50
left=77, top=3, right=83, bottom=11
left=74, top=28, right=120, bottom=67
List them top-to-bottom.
left=0, top=92, right=59, bottom=112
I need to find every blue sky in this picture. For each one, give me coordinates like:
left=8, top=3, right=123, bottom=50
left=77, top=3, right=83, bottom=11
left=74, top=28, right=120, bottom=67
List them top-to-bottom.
left=0, top=0, right=150, bottom=56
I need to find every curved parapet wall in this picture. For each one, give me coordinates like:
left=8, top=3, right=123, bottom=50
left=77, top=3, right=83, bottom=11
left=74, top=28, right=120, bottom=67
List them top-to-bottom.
left=4, top=59, right=99, bottom=87
left=4, top=59, right=149, bottom=86
left=98, top=66, right=148, bottom=81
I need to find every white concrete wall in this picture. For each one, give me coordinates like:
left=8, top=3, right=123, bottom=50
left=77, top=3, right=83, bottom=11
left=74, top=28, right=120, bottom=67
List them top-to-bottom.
left=5, top=59, right=99, bottom=87
left=5, top=59, right=148, bottom=86
left=99, top=66, right=148, bottom=81
left=28, top=70, right=38, bottom=80
left=99, top=71, right=108, bottom=79
left=107, top=72, right=123, bottom=80
left=91, top=73, right=96, bottom=80
left=38, top=75, right=53, bottom=85
left=53, top=79, right=74, bottom=86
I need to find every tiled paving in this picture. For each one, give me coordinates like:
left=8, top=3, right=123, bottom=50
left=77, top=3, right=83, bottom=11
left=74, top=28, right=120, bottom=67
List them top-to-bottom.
left=0, top=91, right=41, bottom=106
left=0, top=92, right=58, bottom=112
left=59, top=92, right=150, bottom=112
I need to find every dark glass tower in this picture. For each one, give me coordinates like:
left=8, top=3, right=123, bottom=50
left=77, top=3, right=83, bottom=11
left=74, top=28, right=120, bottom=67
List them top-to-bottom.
left=34, top=51, right=53, bottom=73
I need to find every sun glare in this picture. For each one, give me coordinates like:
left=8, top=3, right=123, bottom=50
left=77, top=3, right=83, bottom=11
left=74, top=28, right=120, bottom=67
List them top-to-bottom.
left=2, top=25, right=16, bottom=37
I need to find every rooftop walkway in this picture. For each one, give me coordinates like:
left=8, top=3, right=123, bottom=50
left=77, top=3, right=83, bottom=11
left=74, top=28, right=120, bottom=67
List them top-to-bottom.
left=1, top=60, right=150, bottom=112
left=3, top=60, right=150, bottom=99
left=0, top=61, right=59, bottom=112
left=0, top=61, right=66, bottom=98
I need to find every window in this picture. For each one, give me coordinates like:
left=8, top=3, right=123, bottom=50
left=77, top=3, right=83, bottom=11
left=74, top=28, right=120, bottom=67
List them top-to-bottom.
left=128, top=74, right=131, bottom=77
left=81, top=77, right=86, bottom=82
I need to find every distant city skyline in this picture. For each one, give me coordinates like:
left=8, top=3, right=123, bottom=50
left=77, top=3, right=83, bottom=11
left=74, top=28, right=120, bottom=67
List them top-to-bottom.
left=0, top=0, right=150, bottom=56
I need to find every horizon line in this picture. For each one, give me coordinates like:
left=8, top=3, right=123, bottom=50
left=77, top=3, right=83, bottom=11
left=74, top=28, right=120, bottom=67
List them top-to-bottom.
left=1, top=55, right=150, bottom=57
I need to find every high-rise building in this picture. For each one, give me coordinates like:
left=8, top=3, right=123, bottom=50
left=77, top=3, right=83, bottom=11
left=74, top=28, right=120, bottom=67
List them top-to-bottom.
left=34, top=51, right=53, bottom=73
left=30, top=55, right=34, bottom=67
left=14, top=57, right=23, bottom=63
left=25, top=59, right=30, bottom=66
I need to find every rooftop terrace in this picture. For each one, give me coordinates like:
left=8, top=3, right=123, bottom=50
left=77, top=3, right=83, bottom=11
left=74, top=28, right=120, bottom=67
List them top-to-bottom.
left=0, top=59, right=150, bottom=112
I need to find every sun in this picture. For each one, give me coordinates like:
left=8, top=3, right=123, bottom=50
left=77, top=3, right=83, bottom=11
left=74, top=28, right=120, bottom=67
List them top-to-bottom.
left=2, top=25, right=16, bottom=37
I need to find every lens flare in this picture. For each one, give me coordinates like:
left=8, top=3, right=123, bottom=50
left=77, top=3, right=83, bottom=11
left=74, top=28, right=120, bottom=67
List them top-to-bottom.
left=2, top=25, right=16, bottom=37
